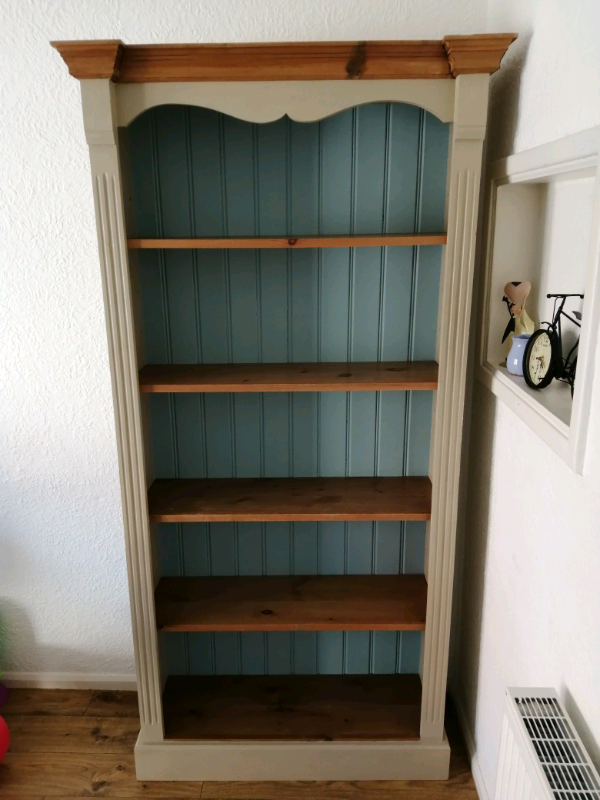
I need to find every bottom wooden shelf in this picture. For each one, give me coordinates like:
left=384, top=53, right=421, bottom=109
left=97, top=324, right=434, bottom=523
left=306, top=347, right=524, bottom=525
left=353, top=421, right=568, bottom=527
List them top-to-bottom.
left=162, top=674, right=422, bottom=741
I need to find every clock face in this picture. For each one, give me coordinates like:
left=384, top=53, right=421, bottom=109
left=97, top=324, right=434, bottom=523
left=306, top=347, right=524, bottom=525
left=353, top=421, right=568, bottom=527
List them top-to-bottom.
left=527, top=332, right=553, bottom=386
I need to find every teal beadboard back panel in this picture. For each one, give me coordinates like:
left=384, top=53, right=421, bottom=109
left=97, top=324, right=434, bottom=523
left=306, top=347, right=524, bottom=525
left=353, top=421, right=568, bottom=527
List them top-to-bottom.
left=127, top=103, right=449, bottom=676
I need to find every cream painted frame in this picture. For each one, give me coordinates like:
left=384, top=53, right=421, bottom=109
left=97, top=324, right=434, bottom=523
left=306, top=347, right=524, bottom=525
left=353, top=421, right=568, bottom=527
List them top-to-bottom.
left=80, top=71, right=489, bottom=781
left=116, top=79, right=455, bottom=126
left=477, top=127, right=600, bottom=474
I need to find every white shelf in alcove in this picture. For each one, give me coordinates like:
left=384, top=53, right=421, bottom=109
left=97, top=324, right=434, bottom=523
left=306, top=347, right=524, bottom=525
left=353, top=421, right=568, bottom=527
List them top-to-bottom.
left=477, top=126, right=600, bottom=474
left=479, top=362, right=571, bottom=455
left=500, top=370, right=572, bottom=428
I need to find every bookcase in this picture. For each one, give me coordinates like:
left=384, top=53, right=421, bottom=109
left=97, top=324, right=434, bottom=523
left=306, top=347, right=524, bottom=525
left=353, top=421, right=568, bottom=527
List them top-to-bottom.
left=52, top=35, right=515, bottom=781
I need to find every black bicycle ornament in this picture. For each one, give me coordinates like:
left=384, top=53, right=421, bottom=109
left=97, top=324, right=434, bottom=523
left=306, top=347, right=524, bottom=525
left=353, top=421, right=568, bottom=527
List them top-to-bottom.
left=523, top=293, right=584, bottom=396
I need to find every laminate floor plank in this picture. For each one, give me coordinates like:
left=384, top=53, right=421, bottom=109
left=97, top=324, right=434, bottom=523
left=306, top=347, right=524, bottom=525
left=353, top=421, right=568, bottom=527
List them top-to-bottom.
left=1, top=689, right=93, bottom=716
left=86, top=691, right=139, bottom=718
left=6, top=715, right=139, bottom=754
left=0, top=753, right=202, bottom=797
left=200, top=777, right=477, bottom=799
left=0, top=796, right=44, bottom=800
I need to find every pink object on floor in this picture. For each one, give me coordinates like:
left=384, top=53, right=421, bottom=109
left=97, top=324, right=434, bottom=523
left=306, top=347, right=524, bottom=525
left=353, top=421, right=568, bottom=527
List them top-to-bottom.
left=0, top=715, right=8, bottom=762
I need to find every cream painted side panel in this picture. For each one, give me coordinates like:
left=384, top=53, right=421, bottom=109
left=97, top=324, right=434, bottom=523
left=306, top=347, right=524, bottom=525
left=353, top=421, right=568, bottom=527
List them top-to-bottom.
left=420, top=73, right=489, bottom=742
left=80, top=78, right=164, bottom=743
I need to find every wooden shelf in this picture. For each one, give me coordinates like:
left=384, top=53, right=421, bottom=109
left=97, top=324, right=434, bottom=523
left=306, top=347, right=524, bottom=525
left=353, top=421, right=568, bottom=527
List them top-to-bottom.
left=127, top=233, right=446, bottom=249
left=139, top=361, right=439, bottom=393
left=148, top=476, right=431, bottom=522
left=155, top=574, right=427, bottom=632
left=163, top=674, right=422, bottom=741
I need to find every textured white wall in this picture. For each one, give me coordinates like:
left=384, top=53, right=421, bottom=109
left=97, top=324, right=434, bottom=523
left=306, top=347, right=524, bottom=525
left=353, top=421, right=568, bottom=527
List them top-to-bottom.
left=455, top=0, right=600, bottom=796
left=486, top=0, right=600, bottom=160
left=0, top=1, right=487, bottom=682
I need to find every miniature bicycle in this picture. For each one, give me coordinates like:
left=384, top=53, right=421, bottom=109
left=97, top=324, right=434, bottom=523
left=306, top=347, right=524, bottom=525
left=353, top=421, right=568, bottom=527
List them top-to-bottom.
left=522, top=293, right=583, bottom=396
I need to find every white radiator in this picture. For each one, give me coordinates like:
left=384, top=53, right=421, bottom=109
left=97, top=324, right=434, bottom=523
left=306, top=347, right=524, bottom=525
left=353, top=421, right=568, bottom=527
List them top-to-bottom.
left=494, top=688, right=600, bottom=800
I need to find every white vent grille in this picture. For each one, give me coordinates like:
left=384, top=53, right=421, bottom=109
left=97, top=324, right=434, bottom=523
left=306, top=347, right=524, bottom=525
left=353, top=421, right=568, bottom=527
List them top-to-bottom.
left=495, top=689, right=600, bottom=800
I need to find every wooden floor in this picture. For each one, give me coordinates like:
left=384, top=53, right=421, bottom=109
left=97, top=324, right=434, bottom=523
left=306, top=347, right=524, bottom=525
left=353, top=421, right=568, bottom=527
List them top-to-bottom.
left=0, top=687, right=478, bottom=799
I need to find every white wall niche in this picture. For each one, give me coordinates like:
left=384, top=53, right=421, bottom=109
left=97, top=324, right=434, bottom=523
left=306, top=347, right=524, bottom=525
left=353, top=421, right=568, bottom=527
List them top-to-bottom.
left=478, top=126, right=600, bottom=473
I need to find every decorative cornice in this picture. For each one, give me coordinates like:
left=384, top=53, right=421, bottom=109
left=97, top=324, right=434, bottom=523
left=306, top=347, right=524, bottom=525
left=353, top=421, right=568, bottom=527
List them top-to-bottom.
left=443, top=33, right=517, bottom=77
left=52, top=35, right=516, bottom=83
left=51, top=39, right=124, bottom=80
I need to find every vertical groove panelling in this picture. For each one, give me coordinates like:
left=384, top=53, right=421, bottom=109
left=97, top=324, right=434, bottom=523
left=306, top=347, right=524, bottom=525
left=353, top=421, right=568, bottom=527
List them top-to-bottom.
left=128, top=103, right=448, bottom=677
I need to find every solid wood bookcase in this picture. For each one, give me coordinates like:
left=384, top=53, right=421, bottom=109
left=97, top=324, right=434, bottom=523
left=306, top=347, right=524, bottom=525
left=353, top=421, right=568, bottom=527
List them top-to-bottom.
left=53, top=34, right=514, bottom=781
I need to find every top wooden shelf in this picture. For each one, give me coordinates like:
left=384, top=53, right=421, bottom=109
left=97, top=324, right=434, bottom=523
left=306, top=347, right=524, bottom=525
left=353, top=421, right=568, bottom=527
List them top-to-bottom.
left=51, top=36, right=516, bottom=83
left=127, top=234, right=446, bottom=250
left=139, top=361, right=438, bottom=393
left=148, top=476, right=432, bottom=522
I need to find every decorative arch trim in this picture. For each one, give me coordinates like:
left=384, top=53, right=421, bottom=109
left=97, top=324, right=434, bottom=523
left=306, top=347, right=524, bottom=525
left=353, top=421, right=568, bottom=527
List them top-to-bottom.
left=116, top=79, right=456, bottom=127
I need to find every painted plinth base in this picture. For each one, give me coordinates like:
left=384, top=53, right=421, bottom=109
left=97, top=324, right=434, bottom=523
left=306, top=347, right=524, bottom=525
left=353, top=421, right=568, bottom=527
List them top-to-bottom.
left=135, top=735, right=451, bottom=781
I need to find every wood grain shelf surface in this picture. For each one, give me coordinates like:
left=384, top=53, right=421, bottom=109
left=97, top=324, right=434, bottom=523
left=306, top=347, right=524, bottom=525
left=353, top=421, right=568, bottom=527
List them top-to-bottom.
left=127, top=233, right=446, bottom=249
left=139, top=361, right=439, bottom=393
left=148, top=476, right=432, bottom=522
left=155, top=574, right=427, bottom=632
left=163, top=674, right=422, bottom=741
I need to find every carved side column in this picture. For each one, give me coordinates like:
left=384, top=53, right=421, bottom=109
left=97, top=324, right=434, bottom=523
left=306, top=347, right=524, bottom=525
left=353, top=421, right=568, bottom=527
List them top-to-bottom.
left=420, top=74, right=490, bottom=741
left=80, top=79, right=164, bottom=742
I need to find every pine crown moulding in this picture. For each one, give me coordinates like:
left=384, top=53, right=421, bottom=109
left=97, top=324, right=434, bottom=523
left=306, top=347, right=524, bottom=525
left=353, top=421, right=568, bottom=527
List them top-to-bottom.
left=51, top=35, right=516, bottom=83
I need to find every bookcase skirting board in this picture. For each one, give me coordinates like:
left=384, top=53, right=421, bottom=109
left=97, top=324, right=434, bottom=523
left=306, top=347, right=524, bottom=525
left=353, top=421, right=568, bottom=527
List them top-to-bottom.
left=52, top=35, right=515, bottom=781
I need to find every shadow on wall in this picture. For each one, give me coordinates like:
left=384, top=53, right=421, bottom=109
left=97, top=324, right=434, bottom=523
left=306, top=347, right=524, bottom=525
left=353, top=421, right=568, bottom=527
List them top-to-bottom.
left=487, top=30, right=533, bottom=160
left=454, top=381, right=498, bottom=734
left=0, top=533, right=36, bottom=673
left=0, top=597, right=96, bottom=677
left=0, top=598, right=36, bottom=672
left=562, top=686, right=600, bottom=771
